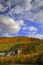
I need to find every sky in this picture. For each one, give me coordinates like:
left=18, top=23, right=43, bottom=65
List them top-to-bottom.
left=0, top=0, right=43, bottom=39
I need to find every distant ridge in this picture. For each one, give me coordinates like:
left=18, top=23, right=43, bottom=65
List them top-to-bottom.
left=0, top=36, right=42, bottom=43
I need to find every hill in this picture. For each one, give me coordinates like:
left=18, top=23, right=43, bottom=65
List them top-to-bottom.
left=0, top=36, right=43, bottom=64
left=0, top=36, right=43, bottom=52
left=0, top=36, right=42, bottom=43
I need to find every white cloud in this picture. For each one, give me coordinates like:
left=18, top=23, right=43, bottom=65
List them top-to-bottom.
left=0, top=0, right=43, bottom=24
left=0, top=0, right=43, bottom=37
left=0, top=0, right=32, bottom=12
left=7, top=0, right=43, bottom=24
left=0, top=3, right=8, bottom=12
left=0, top=4, right=4, bottom=11
left=10, top=5, right=24, bottom=14
left=0, top=15, right=24, bottom=36
left=16, top=20, right=25, bottom=26
left=22, top=26, right=38, bottom=31
left=23, top=26, right=30, bottom=30
left=28, top=26, right=38, bottom=31
left=24, top=31, right=36, bottom=35
left=32, top=31, right=36, bottom=34
left=1, top=33, right=12, bottom=37
left=27, top=34, right=43, bottom=39
left=34, top=34, right=43, bottom=39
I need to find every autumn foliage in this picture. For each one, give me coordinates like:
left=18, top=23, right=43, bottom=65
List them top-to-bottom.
left=0, top=36, right=43, bottom=64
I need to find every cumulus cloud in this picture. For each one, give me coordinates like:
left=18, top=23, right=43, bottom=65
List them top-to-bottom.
left=0, top=0, right=43, bottom=24
left=0, top=0, right=43, bottom=38
left=0, top=0, right=32, bottom=12
left=8, top=0, right=43, bottom=24
left=0, top=15, right=24, bottom=36
left=22, top=26, right=38, bottom=32
left=28, top=26, right=38, bottom=31
left=27, top=33, right=43, bottom=39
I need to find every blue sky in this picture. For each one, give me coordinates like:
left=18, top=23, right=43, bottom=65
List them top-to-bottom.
left=0, top=0, right=43, bottom=39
